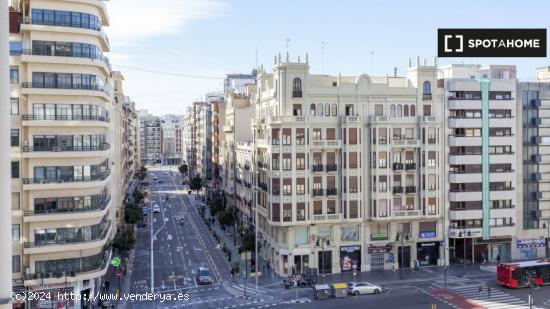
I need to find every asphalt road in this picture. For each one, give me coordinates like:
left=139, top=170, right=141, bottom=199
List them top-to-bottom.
left=119, top=165, right=550, bottom=309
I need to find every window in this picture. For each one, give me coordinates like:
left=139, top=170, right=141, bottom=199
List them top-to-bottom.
left=9, top=41, right=22, bottom=55
left=10, top=67, right=19, bottom=83
left=292, top=78, right=302, bottom=97
left=423, top=81, right=431, bottom=95
left=10, top=98, right=19, bottom=115
left=317, top=103, right=323, bottom=116
left=325, top=103, right=330, bottom=116
left=331, top=103, right=337, bottom=116
left=293, top=104, right=302, bottom=116
left=310, top=104, right=316, bottom=116
left=374, top=104, right=384, bottom=116
left=390, top=105, right=396, bottom=117
left=397, top=105, right=402, bottom=117
left=404, top=105, right=409, bottom=117
left=410, top=105, right=416, bottom=116
left=423, top=105, right=432, bottom=116
left=282, top=128, right=292, bottom=145
left=296, top=128, right=305, bottom=145
left=312, top=128, right=322, bottom=140
left=326, top=128, right=335, bottom=140
left=349, top=128, right=357, bottom=144
left=378, top=128, right=387, bottom=144
left=11, top=129, right=19, bottom=147
left=271, top=129, right=280, bottom=145
left=428, top=151, right=436, bottom=167
left=349, top=152, right=358, bottom=168
left=379, top=152, right=387, bottom=168
left=282, top=153, right=292, bottom=170
left=296, top=153, right=305, bottom=170
left=272, top=154, right=280, bottom=170
left=11, top=161, right=19, bottom=179
left=428, top=174, right=436, bottom=190
left=379, top=175, right=387, bottom=192
left=349, top=176, right=358, bottom=193
left=272, top=178, right=280, bottom=195
left=296, top=178, right=305, bottom=195
left=283, top=179, right=292, bottom=195
left=12, top=193, right=20, bottom=210
left=428, top=198, right=437, bottom=215
left=314, top=200, right=322, bottom=215
left=349, top=201, right=359, bottom=219
left=272, top=203, right=280, bottom=221
left=296, top=203, right=306, bottom=221
left=283, top=204, right=292, bottom=221
left=419, top=221, right=436, bottom=237
left=398, top=222, right=411, bottom=234
left=371, top=223, right=389, bottom=240
left=12, top=224, right=20, bottom=242
left=12, top=255, right=20, bottom=273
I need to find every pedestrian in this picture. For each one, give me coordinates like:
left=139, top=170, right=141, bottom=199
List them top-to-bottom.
left=496, top=254, right=501, bottom=265
left=104, top=280, right=110, bottom=292
left=478, top=285, right=482, bottom=295
left=487, top=286, right=491, bottom=298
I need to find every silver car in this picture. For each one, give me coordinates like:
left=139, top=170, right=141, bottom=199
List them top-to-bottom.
left=348, top=281, right=382, bottom=295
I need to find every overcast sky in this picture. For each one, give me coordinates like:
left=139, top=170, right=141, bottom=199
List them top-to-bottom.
left=106, top=0, right=550, bottom=116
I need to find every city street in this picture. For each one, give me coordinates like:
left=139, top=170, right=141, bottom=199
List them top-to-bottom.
left=118, top=166, right=550, bottom=309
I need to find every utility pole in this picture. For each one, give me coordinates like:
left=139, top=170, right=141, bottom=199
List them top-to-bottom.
left=0, top=1, right=13, bottom=308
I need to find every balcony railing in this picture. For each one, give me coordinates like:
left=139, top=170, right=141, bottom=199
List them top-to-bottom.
left=22, top=49, right=111, bottom=71
left=21, top=82, right=108, bottom=94
left=422, top=94, right=432, bottom=100
left=22, top=114, right=110, bottom=122
left=23, top=143, right=110, bottom=152
left=393, top=163, right=403, bottom=171
left=405, top=163, right=416, bottom=170
left=326, top=164, right=337, bottom=172
left=312, top=165, right=324, bottom=172
left=23, top=170, right=111, bottom=185
left=259, top=183, right=268, bottom=191
left=392, top=186, right=403, bottom=194
left=405, top=186, right=416, bottom=194
left=326, top=188, right=337, bottom=196
left=312, top=189, right=324, bottom=196
left=24, top=195, right=111, bottom=216
left=24, top=221, right=111, bottom=248
left=24, top=250, right=109, bottom=280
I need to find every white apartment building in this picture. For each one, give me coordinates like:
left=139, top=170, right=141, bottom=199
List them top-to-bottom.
left=8, top=0, right=116, bottom=307
left=253, top=54, right=445, bottom=276
left=442, top=65, right=518, bottom=264
left=221, top=83, right=255, bottom=203
left=139, top=110, right=161, bottom=165
left=235, top=142, right=254, bottom=225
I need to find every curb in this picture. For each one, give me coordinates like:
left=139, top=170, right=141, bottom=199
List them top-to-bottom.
left=236, top=295, right=264, bottom=302
left=290, top=298, right=311, bottom=304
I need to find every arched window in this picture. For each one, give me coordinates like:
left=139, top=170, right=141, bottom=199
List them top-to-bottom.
left=293, top=78, right=302, bottom=98
left=423, top=81, right=431, bottom=95
left=317, top=103, right=323, bottom=116
left=325, top=103, right=330, bottom=116
left=331, top=103, right=337, bottom=116
left=310, top=104, right=316, bottom=116
left=390, top=105, right=396, bottom=117
left=397, top=105, right=402, bottom=117
left=404, top=105, right=409, bottom=117
left=410, top=105, right=416, bottom=116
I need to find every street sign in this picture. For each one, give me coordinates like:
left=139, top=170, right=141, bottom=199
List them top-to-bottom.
left=111, top=257, right=121, bottom=267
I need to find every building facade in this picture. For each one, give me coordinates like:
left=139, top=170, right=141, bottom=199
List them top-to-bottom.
left=8, top=0, right=116, bottom=307
left=252, top=54, right=445, bottom=276
left=139, top=110, right=161, bottom=165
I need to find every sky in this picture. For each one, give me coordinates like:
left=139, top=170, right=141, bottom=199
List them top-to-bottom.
left=106, top=0, right=550, bottom=116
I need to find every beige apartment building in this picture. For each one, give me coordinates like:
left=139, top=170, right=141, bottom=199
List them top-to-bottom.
left=8, top=0, right=119, bottom=307
left=253, top=54, right=445, bottom=276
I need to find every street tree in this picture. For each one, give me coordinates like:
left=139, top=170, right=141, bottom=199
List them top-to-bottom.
left=178, top=163, right=188, bottom=175
left=189, top=174, right=203, bottom=193
left=112, top=225, right=135, bottom=257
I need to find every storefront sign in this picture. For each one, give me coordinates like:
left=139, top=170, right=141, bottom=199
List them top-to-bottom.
left=448, top=228, right=482, bottom=238
left=419, top=231, right=436, bottom=239
left=371, top=233, right=388, bottom=241
left=517, top=239, right=546, bottom=248
left=368, top=245, right=392, bottom=254
left=340, top=246, right=361, bottom=272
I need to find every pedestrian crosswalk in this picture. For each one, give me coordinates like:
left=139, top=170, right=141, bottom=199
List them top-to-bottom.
left=431, top=276, right=480, bottom=289
left=447, top=285, right=541, bottom=309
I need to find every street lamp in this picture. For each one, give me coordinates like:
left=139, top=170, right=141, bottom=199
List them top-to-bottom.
left=458, top=229, right=472, bottom=276
left=395, top=233, right=409, bottom=280
left=312, top=235, right=331, bottom=283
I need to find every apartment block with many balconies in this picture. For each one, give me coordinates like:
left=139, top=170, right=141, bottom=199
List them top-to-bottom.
left=9, top=0, right=116, bottom=307
left=253, top=54, right=445, bottom=276
left=443, top=64, right=518, bottom=265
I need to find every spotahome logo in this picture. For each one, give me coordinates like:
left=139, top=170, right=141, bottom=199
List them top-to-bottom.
left=438, top=29, right=546, bottom=57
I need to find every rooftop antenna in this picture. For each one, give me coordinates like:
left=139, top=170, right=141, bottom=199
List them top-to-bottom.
left=321, top=41, right=326, bottom=74
left=370, top=50, right=375, bottom=73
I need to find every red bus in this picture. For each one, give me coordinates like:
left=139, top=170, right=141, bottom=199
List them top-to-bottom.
left=497, top=258, right=550, bottom=288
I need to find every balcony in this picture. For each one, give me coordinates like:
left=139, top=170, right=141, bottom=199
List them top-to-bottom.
left=21, top=49, right=111, bottom=74
left=21, top=82, right=110, bottom=98
left=422, top=94, right=432, bottom=100
left=22, top=114, right=110, bottom=123
left=392, top=139, right=420, bottom=148
left=311, top=140, right=342, bottom=149
left=23, top=143, right=110, bottom=153
left=393, top=163, right=403, bottom=171
left=405, top=163, right=416, bottom=170
left=326, top=164, right=337, bottom=172
left=312, top=165, right=324, bottom=172
left=23, top=170, right=111, bottom=185
left=392, top=186, right=404, bottom=194
left=405, top=186, right=416, bottom=194
left=326, top=188, right=337, bottom=196
left=312, top=189, right=324, bottom=197
left=24, top=196, right=111, bottom=222
left=392, top=209, right=421, bottom=217
left=313, top=213, right=343, bottom=222
left=24, top=221, right=111, bottom=254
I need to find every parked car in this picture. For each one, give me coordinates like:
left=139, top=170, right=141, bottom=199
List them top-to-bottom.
left=153, top=205, right=160, bottom=213
left=196, top=267, right=212, bottom=285
left=347, top=282, right=382, bottom=295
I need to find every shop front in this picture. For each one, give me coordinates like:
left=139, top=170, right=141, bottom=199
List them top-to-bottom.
left=516, top=239, right=546, bottom=260
left=416, top=241, right=440, bottom=266
left=367, top=244, right=392, bottom=271
left=340, top=245, right=361, bottom=272
left=318, top=250, right=332, bottom=274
